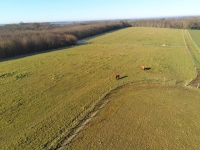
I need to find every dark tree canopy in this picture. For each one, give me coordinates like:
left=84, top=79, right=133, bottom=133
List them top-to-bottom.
left=0, top=21, right=131, bottom=59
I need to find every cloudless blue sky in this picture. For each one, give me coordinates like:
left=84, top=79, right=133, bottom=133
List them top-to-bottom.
left=0, top=0, right=200, bottom=24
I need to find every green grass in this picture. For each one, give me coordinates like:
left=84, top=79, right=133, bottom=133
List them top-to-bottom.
left=0, top=27, right=198, bottom=149
left=188, top=30, right=200, bottom=70
left=189, top=30, right=200, bottom=48
left=68, top=84, right=200, bottom=150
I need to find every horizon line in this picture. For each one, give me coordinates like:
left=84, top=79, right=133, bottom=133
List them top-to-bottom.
left=1, top=15, right=200, bottom=25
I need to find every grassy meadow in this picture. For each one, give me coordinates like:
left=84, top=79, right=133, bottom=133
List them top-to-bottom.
left=0, top=27, right=199, bottom=149
left=188, top=30, right=200, bottom=70
left=189, top=30, right=200, bottom=48
left=68, top=84, right=200, bottom=150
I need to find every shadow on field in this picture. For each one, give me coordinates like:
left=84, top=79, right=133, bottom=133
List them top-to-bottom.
left=0, top=46, right=73, bottom=63
left=144, top=67, right=151, bottom=70
left=118, top=75, right=128, bottom=80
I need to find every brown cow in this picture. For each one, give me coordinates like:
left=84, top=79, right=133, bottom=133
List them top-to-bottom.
left=141, top=66, right=145, bottom=70
left=115, top=74, right=120, bottom=79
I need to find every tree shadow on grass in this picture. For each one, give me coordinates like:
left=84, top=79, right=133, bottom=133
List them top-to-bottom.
left=0, top=46, right=73, bottom=63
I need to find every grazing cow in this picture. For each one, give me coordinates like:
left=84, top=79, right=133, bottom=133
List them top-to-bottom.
left=141, top=66, right=145, bottom=70
left=115, top=74, right=120, bottom=79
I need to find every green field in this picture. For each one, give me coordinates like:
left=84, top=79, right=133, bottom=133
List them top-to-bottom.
left=0, top=27, right=199, bottom=149
left=188, top=30, right=200, bottom=70
left=189, top=30, right=200, bottom=48
left=68, top=84, right=200, bottom=150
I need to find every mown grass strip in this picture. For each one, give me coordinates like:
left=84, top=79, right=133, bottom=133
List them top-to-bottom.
left=185, top=30, right=200, bottom=70
left=188, top=30, right=200, bottom=49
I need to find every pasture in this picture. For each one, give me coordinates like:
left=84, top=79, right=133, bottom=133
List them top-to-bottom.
left=0, top=27, right=199, bottom=149
left=188, top=30, right=200, bottom=70
left=189, top=30, right=200, bottom=48
left=68, top=84, right=200, bottom=150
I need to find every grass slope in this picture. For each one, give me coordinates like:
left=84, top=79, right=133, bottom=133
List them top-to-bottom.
left=0, top=27, right=197, bottom=149
left=188, top=30, right=200, bottom=70
left=189, top=30, right=200, bottom=48
left=68, top=84, right=200, bottom=150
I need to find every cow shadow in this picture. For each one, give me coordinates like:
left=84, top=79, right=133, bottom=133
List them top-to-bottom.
left=144, top=67, right=151, bottom=70
left=118, top=75, right=128, bottom=80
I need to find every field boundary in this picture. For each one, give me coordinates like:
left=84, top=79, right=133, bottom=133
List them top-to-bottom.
left=182, top=30, right=198, bottom=86
left=184, top=30, right=200, bottom=88
left=187, top=30, right=200, bottom=52
left=47, top=78, right=177, bottom=150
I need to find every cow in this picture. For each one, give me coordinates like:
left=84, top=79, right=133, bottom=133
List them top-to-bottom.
left=141, top=66, right=145, bottom=70
left=115, top=74, right=120, bottom=79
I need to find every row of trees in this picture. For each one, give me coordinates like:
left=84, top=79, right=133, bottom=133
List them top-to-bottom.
left=130, top=16, right=200, bottom=29
left=1, top=17, right=200, bottom=60
left=0, top=21, right=131, bottom=59
left=0, top=22, right=57, bottom=31
left=0, top=32, right=77, bottom=59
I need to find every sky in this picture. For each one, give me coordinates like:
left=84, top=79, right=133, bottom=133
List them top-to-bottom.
left=0, top=0, right=200, bottom=24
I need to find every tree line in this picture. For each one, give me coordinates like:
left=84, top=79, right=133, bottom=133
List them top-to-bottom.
left=130, top=16, right=200, bottom=29
left=1, top=17, right=200, bottom=60
left=0, top=21, right=131, bottom=59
